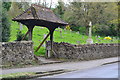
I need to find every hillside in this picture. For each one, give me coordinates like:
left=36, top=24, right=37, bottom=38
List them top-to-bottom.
left=10, top=21, right=119, bottom=56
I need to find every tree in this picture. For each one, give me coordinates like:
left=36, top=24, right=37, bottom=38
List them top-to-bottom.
left=49, top=0, right=53, bottom=9
left=0, top=1, right=2, bottom=42
left=53, top=1, right=66, bottom=19
left=2, top=2, right=11, bottom=42
left=2, top=2, right=11, bottom=11
left=8, top=2, right=30, bottom=19
left=17, top=2, right=30, bottom=11
left=63, top=2, right=118, bottom=36
left=63, top=2, right=82, bottom=31
left=118, top=2, right=120, bottom=37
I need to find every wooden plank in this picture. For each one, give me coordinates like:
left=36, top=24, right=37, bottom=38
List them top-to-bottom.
left=35, top=32, right=50, bottom=52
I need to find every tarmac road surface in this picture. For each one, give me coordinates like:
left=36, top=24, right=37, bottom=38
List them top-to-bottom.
left=41, top=63, right=119, bottom=78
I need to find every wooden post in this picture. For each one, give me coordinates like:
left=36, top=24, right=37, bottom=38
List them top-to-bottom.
left=28, top=26, right=34, bottom=40
left=46, top=27, right=56, bottom=58
left=28, top=28, right=32, bottom=40
left=49, top=28, right=56, bottom=58
left=50, top=31, right=53, bottom=54
left=47, top=50, right=51, bottom=58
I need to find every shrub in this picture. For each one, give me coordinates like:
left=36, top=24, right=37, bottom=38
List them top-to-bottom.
left=92, top=24, right=118, bottom=37
left=65, top=25, right=71, bottom=30
left=70, top=25, right=80, bottom=31
left=79, top=26, right=86, bottom=35
left=16, top=30, right=28, bottom=41
left=104, top=37, right=112, bottom=40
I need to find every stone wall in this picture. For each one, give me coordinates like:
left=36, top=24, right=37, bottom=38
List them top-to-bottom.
left=0, top=41, right=35, bottom=67
left=46, top=41, right=119, bottom=60
left=0, top=43, right=2, bottom=65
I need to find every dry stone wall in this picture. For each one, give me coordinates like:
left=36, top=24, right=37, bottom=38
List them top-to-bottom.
left=0, top=41, right=35, bottom=67
left=46, top=41, right=119, bottom=60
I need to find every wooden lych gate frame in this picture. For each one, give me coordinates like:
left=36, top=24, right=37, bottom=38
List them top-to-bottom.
left=12, top=4, right=68, bottom=57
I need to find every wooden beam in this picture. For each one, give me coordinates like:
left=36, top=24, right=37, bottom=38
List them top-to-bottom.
left=28, top=26, right=34, bottom=40
left=48, top=28, right=57, bottom=58
left=28, top=29, right=33, bottom=40
left=22, top=30, right=29, bottom=40
left=50, top=31, right=54, bottom=54
left=35, top=32, right=50, bottom=52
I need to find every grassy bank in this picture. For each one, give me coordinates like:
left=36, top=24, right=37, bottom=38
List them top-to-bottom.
left=10, top=21, right=119, bottom=56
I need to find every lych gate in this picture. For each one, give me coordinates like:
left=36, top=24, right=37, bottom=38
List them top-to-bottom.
left=12, top=4, right=68, bottom=56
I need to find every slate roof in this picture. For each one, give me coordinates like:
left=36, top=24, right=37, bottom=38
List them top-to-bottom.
left=12, top=4, right=68, bottom=27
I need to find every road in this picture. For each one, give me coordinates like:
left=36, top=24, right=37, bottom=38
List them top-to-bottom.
left=2, top=57, right=118, bottom=75
left=41, top=63, right=119, bottom=78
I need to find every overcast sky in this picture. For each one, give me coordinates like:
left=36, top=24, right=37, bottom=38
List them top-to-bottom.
left=31, top=0, right=71, bottom=8
left=31, top=0, right=118, bottom=8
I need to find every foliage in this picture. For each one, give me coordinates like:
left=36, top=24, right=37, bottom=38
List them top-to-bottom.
left=53, top=1, right=66, bottom=19
left=0, top=2, right=2, bottom=42
left=2, top=2, right=11, bottom=42
left=2, top=2, right=11, bottom=11
left=8, top=2, right=30, bottom=19
left=17, top=2, right=30, bottom=10
left=62, top=2, right=118, bottom=36
left=118, top=2, right=120, bottom=37
left=92, top=24, right=118, bottom=37
left=65, top=25, right=71, bottom=30
left=70, top=26, right=79, bottom=31
left=79, top=26, right=86, bottom=35
left=16, top=30, right=28, bottom=41
left=104, top=37, right=112, bottom=40
left=34, top=47, right=45, bottom=56
left=0, top=72, right=35, bottom=79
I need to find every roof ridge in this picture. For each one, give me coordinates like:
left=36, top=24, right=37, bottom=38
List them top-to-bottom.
left=31, top=4, right=52, bottom=11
